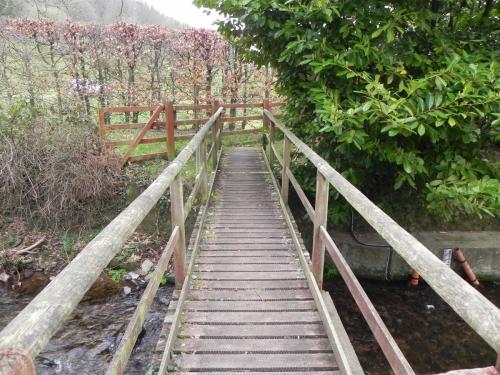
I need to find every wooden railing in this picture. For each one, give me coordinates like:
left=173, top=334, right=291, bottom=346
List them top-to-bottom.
left=98, top=99, right=283, bottom=167
left=0, top=107, right=225, bottom=374
left=263, top=109, right=500, bottom=375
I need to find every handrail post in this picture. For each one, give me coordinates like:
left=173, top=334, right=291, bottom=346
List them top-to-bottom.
left=164, top=98, right=176, bottom=161
left=211, top=99, right=220, bottom=169
left=263, top=99, right=271, bottom=154
left=218, top=102, right=223, bottom=149
left=269, top=120, right=275, bottom=164
left=281, top=135, right=291, bottom=204
left=198, top=138, right=208, bottom=200
left=312, top=171, right=329, bottom=289
left=170, top=176, right=186, bottom=288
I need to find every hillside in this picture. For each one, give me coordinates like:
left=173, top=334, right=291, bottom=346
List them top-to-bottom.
left=0, top=0, right=183, bottom=28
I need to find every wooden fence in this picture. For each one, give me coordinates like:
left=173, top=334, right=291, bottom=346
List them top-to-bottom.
left=98, top=99, right=283, bottom=167
left=0, top=107, right=225, bottom=371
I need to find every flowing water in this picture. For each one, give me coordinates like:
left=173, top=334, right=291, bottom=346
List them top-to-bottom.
left=287, top=193, right=500, bottom=374
left=325, top=278, right=500, bottom=374
left=0, top=285, right=173, bottom=374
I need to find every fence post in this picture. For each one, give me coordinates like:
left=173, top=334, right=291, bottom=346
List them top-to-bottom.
left=164, top=98, right=176, bottom=161
left=211, top=99, right=220, bottom=169
left=263, top=99, right=274, bottom=163
left=263, top=99, right=270, bottom=149
left=218, top=100, right=224, bottom=148
left=98, top=108, right=107, bottom=143
left=281, top=136, right=291, bottom=204
left=196, top=138, right=208, bottom=201
left=312, top=171, right=329, bottom=289
left=170, top=176, right=186, bottom=289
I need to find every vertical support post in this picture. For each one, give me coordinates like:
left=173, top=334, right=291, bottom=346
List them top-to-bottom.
left=164, top=98, right=175, bottom=161
left=211, top=99, right=220, bottom=169
left=263, top=99, right=270, bottom=151
left=263, top=99, right=274, bottom=163
left=218, top=101, right=224, bottom=148
left=98, top=108, right=107, bottom=143
left=269, top=120, right=275, bottom=164
left=281, top=136, right=291, bottom=204
left=196, top=138, right=208, bottom=201
left=200, top=138, right=208, bottom=200
left=312, top=170, right=329, bottom=289
left=170, top=176, right=186, bottom=289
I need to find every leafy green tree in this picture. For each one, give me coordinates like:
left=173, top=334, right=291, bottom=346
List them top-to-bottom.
left=197, top=0, right=500, bottom=221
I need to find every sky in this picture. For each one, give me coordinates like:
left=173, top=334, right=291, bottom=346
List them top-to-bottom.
left=143, top=0, right=222, bottom=29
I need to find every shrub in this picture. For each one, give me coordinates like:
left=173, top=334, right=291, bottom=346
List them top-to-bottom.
left=198, top=0, right=500, bottom=222
left=0, top=100, right=121, bottom=228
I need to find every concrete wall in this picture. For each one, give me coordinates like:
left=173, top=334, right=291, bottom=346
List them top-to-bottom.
left=331, top=231, right=500, bottom=281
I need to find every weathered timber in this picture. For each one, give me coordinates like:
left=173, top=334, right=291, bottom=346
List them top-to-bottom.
left=165, top=99, right=176, bottom=161
left=223, top=102, right=264, bottom=109
left=174, top=104, right=211, bottom=111
left=102, top=105, right=157, bottom=113
left=120, top=105, right=164, bottom=167
left=0, top=107, right=223, bottom=357
left=98, top=108, right=107, bottom=140
left=264, top=109, right=500, bottom=352
left=106, top=122, right=165, bottom=130
left=106, top=136, right=168, bottom=148
left=281, top=136, right=291, bottom=204
left=271, top=142, right=283, bottom=167
left=157, top=144, right=221, bottom=375
left=261, top=147, right=364, bottom=375
left=165, top=148, right=347, bottom=374
left=128, top=152, right=168, bottom=163
left=286, top=167, right=315, bottom=220
left=312, top=171, right=329, bottom=289
left=170, top=175, right=186, bottom=289
left=320, top=226, right=414, bottom=374
left=105, top=227, right=180, bottom=375
left=321, top=291, right=364, bottom=373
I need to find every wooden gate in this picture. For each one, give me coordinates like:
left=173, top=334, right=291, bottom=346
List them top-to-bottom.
left=98, top=99, right=283, bottom=168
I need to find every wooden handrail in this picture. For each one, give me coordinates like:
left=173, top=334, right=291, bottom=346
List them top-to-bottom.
left=0, top=107, right=224, bottom=358
left=263, top=109, right=500, bottom=353
left=106, top=226, right=180, bottom=375
left=320, top=226, right=414, bottom=374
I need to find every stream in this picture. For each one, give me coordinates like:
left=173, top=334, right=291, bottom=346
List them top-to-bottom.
left=325, top=278, right=500, bottom=374
left=2, top=279, right=498, bottom=374
left=0, top=285, right=173, bottom=374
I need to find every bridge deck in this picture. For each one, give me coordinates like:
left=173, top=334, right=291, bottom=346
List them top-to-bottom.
left=168, top=148, right=339, bottom=373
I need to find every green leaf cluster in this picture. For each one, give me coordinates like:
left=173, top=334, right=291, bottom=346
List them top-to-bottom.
left=196, top=0, right=500, bottom=221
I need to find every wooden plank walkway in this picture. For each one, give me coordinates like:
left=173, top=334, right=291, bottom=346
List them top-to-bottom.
left=167, top=148, right=339, bottom=373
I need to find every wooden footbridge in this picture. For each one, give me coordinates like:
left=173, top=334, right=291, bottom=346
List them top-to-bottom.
left=0, top=103, right=499, bottom=375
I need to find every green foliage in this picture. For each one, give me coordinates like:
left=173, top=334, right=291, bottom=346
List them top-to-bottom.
left=198, top=0, right=500, bottom=221
left=62, top=233, right=75, bottom=258
left=324, top=265, right=340, bottom=280
left=108, top=268, right=127, bottom=283
left=160, top=273, right=170, bottom=286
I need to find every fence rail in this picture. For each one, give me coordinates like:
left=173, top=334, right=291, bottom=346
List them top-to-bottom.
left=98, top=99, right=283, bottom=167
left=1, top=104, right=497, bottom=375
left=0, top=107, right=225, bottom=373
left=263, top=109, right=500, bottom=374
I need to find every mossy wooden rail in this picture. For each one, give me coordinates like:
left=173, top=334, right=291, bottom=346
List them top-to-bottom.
left=0, top=106, right=499, bottom=375
left=0, top=106, right=225, bottom=373
left=263, top=109, right=500, bottom=374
